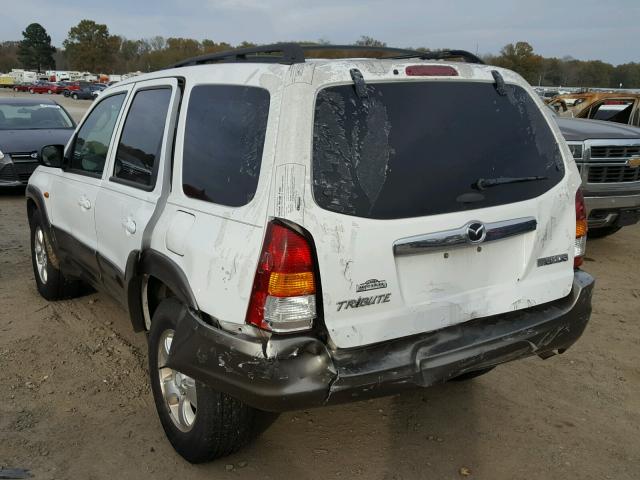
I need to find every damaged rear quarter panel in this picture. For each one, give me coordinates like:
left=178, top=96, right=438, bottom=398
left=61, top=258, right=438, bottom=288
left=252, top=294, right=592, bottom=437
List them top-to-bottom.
left=150, top=64, right=288, bottom=327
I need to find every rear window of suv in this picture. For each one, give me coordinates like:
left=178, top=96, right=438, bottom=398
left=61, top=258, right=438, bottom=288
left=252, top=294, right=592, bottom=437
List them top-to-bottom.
left=312, top=81, right=564, bottom=219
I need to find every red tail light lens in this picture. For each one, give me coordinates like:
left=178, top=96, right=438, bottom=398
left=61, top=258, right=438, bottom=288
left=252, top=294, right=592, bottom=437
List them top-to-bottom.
left=405, top=65, right=458, bottom=77
left=574, top=189, right=588, bottom=268
left=246, top=222, right=317, bottom=332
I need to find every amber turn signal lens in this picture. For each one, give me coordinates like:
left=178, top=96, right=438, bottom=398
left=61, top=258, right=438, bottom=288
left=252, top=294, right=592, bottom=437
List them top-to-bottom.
left=576, top=219, right=588, bottom=238
left=268, top=271, right=315, bottom=297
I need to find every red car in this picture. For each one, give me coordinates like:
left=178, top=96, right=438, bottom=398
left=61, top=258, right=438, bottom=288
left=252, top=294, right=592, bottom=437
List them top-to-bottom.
left=28, top=82, right=59, bottom=94
left=62, top=82, right=88, bottom=96
left=13, top=83, right=32, bottom=92
left=46, top=83, right=68, bottom=94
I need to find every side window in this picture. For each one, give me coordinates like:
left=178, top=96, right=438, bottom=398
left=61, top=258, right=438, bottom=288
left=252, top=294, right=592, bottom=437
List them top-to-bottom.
left=182, top=85, right=270, bottom=206
left=113, top=88, right=172, bottom=189
left=69, top=94, right=125, bottom=175
left=588, top=100, right=634, bottom=124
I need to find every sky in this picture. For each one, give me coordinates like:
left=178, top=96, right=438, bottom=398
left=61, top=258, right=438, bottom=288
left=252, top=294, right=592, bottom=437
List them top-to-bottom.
left=3, top=0, right=640, bottom=65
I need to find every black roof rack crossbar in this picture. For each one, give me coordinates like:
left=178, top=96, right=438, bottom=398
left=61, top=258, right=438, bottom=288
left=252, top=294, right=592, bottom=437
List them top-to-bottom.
left=166, top=43, right=484, bottom=69
left=168, top=43, right=306, bottom=68
left=301, top=45, right=424, bottom=57
left=388, top=49, right=485, bottom=64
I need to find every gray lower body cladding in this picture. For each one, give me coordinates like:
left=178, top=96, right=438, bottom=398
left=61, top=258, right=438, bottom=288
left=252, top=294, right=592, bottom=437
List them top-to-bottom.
left=167, top=270, right=594, bottom=412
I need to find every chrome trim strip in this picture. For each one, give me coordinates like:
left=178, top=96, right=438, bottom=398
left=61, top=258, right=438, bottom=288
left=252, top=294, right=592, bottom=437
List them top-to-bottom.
left=393, top=217, right=537, bottom=256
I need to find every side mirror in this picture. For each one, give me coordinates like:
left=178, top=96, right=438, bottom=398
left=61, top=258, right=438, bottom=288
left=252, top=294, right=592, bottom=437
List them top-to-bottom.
left=40, top=145, right=64, bottom=168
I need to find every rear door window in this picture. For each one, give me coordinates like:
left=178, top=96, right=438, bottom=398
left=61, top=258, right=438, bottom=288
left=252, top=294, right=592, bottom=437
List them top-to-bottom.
left=312, top=81, right=564, bottom=219
left=182, top=85, right=270, bottom=207
left=113, top=88, right=172, bottom=189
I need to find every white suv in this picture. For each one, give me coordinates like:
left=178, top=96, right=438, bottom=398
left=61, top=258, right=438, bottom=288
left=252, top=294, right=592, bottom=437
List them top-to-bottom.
left=26, top=44, right=595, bottom=462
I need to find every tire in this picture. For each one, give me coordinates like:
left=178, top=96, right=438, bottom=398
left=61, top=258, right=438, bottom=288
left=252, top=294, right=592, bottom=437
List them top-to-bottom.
left=72, top=93, right=78, bottom=100
left=29, top=209, right=83, bottom=300
left=588, top=226, right=622, bottom=239
left=148, top=298, right=266, bottom=462
left=450, top=366, right=495, bottom=382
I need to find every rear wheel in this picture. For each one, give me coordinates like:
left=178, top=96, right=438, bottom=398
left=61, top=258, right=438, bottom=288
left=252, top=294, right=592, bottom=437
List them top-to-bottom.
left=72, top=93, right=78, bottom=100
left=29, top=210, right=83, bottom=300
left=588, top=226, right=622, bottom=239
left=149, top=298, right=267, bottom=462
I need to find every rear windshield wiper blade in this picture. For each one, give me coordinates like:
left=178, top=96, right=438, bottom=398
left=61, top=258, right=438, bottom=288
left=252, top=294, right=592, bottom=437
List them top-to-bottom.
left=474, top=176, right=547, bottom=190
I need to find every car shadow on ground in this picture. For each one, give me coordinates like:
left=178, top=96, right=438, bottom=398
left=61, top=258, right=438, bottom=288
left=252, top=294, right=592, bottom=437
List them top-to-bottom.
left=0, top=186, right=26, bottom=198
left=189, top=379, right=482, bottom=479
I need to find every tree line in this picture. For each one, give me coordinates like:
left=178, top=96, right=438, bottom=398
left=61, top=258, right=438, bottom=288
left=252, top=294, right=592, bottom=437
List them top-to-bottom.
left=2, top=21, right=639, bottom=89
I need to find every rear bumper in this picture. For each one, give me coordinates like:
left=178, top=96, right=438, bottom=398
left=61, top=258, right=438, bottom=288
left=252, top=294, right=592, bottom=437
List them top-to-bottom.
left=584, top=193, right=640, bottom=228
left=168, top=271, right=594, bottom=412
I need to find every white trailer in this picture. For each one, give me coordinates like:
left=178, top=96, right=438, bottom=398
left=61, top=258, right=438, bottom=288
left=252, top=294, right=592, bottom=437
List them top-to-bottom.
left=9, top=69, right=38, bottom=83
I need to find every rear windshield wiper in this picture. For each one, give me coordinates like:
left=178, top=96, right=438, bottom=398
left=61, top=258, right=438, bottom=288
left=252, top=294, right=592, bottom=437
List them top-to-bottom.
left=474, top=176, right=547, bottom=190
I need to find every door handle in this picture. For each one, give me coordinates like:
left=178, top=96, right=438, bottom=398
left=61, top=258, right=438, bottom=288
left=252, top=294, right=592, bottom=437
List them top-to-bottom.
left=78, top=197, right=91, bottom=210
left=122, top=218, right=137, bottom=235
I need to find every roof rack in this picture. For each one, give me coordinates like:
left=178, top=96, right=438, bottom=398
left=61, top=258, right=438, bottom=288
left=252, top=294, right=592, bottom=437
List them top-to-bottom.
left=166, top=43, right=483, bottom=69
left=168, top=43, right=305, bottom=68
left=301, top=44, right=427, bottom=58
left=388, top=49, right=485, bottom=65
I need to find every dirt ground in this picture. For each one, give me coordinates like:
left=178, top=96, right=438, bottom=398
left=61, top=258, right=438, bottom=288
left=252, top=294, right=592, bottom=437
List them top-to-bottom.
left=1, top=90, right=639, bottom=479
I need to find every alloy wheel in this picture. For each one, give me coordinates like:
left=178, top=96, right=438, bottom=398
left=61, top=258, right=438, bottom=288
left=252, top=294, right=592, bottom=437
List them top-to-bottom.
left=34, top=227, right=48, bottom=284
left=157, top=329, right=197, bottom=432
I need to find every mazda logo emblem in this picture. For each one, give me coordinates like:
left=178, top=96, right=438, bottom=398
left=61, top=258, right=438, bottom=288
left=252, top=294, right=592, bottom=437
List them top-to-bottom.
left=466, top=222, right=486, bottom=244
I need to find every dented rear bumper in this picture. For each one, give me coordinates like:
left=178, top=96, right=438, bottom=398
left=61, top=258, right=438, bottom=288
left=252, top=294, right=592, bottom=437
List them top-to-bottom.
left=167, top=270, right=594, bottom=412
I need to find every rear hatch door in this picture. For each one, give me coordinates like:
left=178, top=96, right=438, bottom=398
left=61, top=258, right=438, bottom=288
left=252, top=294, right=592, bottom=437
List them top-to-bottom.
left=305, top=76, right=576, bottom=348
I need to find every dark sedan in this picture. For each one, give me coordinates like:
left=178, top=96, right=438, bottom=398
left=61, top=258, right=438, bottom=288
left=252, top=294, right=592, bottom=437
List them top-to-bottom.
left=69, top=84, right=105, bottom=100
left=0, top=98, right=75, bottom=187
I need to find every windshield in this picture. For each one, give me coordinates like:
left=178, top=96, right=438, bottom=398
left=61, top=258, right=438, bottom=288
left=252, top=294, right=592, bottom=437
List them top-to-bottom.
left=312, top=81, right=564, bottom=219
left=0, top=103, right=74, bottom=130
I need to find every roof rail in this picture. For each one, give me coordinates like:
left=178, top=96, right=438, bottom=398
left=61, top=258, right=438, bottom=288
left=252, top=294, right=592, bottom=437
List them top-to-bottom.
left=166, top=43, right=483, bottom=69
left=167, top=43, right=306, bottom=68
left=301, top=45, right=425, bottom=57
left=388, top=49, right=485, bottom=64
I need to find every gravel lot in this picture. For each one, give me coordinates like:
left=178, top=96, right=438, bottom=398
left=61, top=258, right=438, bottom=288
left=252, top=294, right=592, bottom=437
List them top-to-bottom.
left=0, top=89, right=639, bottom=479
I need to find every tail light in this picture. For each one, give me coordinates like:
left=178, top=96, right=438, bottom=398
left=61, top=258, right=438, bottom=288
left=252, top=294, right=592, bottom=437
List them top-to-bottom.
left=574, top=189, right=588, bottom=268
left=246, top=221, right=317, bottom=333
